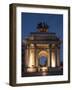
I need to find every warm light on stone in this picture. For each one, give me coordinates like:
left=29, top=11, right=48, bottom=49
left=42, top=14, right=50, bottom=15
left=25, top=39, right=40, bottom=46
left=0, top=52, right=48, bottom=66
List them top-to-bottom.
left=28, top=48, right=35, bottom=67
left=39, top=50, right=48, bottom=57
left=52, top=51, right=56, bottom=67
left=27, top=67, right=36, bottom=72
left=41, top=67, right=48, bottom=72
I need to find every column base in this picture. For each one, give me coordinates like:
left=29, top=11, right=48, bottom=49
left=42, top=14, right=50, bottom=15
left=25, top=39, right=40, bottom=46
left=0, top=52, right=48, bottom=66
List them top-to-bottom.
left=38, top=66, right=48, bottom=72
left=26, top=67, right=37, bottom=72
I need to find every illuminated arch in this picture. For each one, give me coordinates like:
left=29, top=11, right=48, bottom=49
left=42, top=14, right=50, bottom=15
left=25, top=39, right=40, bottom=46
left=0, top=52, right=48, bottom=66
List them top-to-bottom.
left=38, top=50, right=48, bottom=57
left=38, top=50, right=48, bottom=67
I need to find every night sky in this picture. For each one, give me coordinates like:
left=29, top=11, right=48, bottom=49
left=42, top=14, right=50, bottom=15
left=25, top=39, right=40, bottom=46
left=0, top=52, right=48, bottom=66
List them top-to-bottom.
left=21, top=12, right=63, bottom=62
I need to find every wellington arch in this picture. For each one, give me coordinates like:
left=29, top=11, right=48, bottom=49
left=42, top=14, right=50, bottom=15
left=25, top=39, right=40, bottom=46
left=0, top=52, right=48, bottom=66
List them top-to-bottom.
left=22, top=22, right=63, bottom=76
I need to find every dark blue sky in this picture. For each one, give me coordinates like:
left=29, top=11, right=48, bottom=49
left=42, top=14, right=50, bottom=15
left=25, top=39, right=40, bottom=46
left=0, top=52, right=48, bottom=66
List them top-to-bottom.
left=21, top=12, right=63, bottom=62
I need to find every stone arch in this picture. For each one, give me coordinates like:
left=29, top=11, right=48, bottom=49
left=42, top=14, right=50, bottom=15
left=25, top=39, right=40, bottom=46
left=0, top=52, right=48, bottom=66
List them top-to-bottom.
left=38, top=50, right=48, bottom=67
left=38, top=50, right=48, bottom=57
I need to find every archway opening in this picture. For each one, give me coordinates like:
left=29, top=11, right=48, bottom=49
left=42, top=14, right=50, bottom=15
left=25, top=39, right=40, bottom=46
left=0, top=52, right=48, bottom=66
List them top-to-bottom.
left=38, top=50, right=48, bottom=72
left=39, top=56, right=47, bottom=67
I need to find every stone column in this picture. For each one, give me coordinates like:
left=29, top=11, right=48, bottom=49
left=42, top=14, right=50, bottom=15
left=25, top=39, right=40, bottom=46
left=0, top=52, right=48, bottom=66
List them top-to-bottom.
left=27, top=44, right=37, bottom=72
left=27, top=44, right=31, bottom=67
left=29, top=44, right=35, bottom=67
left=34, top=44, right=36, bottom=67
left=49, top=44, right=52, bottom=68
left=25, top=45, right=29, bottom=67
left=55, top=46, right=57, bottom=67
left=57, top=47, right=60, bottom=67
left=35, top=48, right=39, bottom=71
left=51, top=48, right=55, bottom=67
left=36, top=49, right=38, bottom=67
left=48, top=49, right=50, bottom=67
